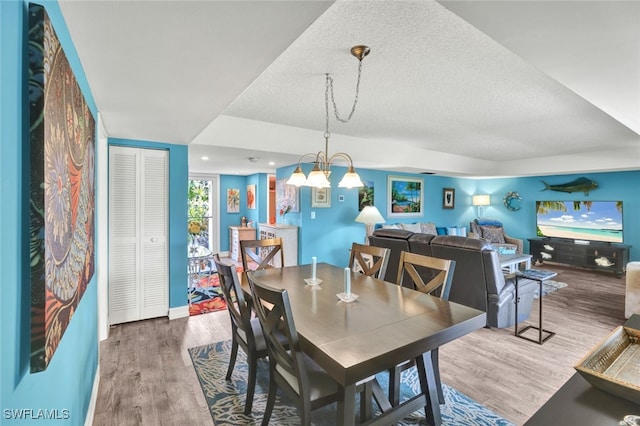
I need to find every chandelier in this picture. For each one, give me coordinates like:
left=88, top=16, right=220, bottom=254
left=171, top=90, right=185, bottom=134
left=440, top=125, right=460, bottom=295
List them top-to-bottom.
left=286, top=45, right=370, bottom=189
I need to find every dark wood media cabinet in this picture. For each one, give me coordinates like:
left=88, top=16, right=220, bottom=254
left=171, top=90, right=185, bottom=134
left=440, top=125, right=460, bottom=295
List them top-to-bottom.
left=528, top=237, right=630, bottom=277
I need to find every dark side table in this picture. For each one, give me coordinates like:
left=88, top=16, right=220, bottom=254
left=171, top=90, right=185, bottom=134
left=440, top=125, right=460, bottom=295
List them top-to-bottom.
left=515, top=269, right=558, bottom=344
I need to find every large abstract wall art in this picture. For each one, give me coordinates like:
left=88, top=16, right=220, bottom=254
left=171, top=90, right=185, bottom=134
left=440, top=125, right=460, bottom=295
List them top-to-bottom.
left=28, top=4, right=96, bottom=373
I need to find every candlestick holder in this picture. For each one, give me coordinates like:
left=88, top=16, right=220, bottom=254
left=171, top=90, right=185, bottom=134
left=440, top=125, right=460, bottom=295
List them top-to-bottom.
left=336, top=292, right=359, bottom=303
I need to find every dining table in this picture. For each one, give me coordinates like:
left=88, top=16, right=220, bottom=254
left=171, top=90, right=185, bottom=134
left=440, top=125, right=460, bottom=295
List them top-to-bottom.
left=246, top=262, right=487, bottom=426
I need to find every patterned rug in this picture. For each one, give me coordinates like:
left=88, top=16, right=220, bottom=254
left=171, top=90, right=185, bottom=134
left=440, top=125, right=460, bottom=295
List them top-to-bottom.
left=188, top=265, right=243, bottom=316
left=533, top=280, right=568, bottom=299
left=188, top=340, right=514, bottom=426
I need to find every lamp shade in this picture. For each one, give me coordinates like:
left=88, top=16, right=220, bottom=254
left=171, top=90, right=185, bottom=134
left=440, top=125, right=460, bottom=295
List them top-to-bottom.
left=305, top=165, right=331, bottom=188
left=286, top=166, right=307, bottom=187
left=472, top=195, right=491, bottom=206
left=355, top=206, right=386, bottom=224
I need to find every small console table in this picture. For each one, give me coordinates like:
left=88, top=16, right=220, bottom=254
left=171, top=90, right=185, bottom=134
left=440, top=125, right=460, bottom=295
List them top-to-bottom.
left=529, top=238, right=630, bottom=277
left=515, top=269, right=557, bottom=344
left=525, top=315, right=640, bottom=425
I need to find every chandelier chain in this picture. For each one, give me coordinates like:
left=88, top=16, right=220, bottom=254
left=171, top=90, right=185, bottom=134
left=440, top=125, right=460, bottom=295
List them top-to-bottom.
left=328, top=58, right=364, bottom=124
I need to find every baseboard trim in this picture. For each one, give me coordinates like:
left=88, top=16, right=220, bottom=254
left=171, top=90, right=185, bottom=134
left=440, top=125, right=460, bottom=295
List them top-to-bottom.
left=169, top=305, right=189, bottom=320
left=84, top=365, right=100, bottom=426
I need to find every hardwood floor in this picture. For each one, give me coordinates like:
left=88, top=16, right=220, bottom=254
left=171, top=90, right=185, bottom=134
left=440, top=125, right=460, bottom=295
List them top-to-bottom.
left=92, top=263, right=627, bottom=426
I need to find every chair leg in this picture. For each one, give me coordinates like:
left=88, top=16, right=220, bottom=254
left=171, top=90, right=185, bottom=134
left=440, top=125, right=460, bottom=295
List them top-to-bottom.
left=225, top=337, right=238, bottom=380
left=431, top=348, right=444, bottom=404
left=415, top=351, right=441, bottom=426
left=244, top=354, right=258, bottom=415
left=388, top=365, right=402, bottom=406
left=262, top=375, right=277, bottom=426
left=299, top=398, right=312, bottom=426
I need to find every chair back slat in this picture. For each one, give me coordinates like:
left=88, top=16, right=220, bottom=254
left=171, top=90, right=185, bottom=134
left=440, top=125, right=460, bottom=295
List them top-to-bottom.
left=241, top=238, right=285, bottom=271
left=349, top=243, right=391, bottom=280
left=396, top=251, right=456, bottom=300
left=213, top=254, right=253, bottom=342
left=246, top=272, right=308, bottom=394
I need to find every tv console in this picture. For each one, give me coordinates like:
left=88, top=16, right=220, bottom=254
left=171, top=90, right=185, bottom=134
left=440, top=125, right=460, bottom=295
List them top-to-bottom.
left=528, top=237, right=630, bottom=278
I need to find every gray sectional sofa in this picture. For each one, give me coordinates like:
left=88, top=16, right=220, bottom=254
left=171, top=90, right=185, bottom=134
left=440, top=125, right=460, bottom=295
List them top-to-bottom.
left=369, top=228, right=538, bottom=328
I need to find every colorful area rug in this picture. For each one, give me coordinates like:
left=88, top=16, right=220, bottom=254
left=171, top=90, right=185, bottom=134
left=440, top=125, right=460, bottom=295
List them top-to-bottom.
left=189, top=265, right=243, bottom=316
left=533, top=280, right=568, bottom=299
left=188, top=340, right=514, bottom=426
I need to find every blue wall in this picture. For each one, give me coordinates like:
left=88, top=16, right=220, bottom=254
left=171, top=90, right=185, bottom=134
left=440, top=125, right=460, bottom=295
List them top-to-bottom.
left=1, top=1, right=98, bottom=423
left=109, top=138, right=189, bottom=309
left=275, top=165, right=640, bottom=267
left=464, top=171, right=640, bottom=261
left=218, top=173, right=269, bottom=251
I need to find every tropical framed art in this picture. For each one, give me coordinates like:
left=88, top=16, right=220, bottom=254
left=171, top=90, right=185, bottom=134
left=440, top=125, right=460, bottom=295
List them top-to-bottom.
left=388, top=176, right=423, bottom=217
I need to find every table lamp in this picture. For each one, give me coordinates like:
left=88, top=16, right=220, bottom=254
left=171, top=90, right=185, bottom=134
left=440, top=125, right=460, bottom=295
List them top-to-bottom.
left=472, top=194, right=490, bottom=217
left=354, top=206, right=385, bottom=243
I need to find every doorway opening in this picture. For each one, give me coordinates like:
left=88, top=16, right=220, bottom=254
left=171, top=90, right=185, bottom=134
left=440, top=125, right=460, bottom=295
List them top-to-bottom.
left=187, top=175, right=224, bottom=315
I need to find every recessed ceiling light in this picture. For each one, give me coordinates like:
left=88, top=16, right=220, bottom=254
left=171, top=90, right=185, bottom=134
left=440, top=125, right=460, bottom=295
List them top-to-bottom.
left=201, top=156, right=209, bottom=161
left=268, top=161, right=275, bottom=166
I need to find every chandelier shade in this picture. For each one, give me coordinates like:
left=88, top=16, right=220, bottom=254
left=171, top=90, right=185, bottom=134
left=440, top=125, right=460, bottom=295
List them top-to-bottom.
left=286, top=46, right=370, bottom=189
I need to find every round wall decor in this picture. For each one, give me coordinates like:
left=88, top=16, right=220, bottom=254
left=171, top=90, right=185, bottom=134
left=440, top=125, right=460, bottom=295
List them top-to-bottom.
left=503, top=191, right=522, bottom=211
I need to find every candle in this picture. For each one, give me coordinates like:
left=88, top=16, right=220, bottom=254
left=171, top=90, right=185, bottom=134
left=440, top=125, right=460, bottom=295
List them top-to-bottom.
left=311, top=257, right=317, bottom=280
left=344, top=267, right=351, bottom=295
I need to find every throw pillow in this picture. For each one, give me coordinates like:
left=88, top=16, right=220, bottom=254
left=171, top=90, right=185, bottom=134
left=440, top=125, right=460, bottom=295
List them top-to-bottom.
left=476, top=218, right=502, bottom=227
left=419, top=222, right=437, bottom=235
left=400, top=223, right=422, bottom=233
left=382, top=224, right=401, bottom=230
left=480, top=226, right=506, bottom=244
left=436, top=227, right=447, bottom=235
left=497, top=246, right=516, bottom=255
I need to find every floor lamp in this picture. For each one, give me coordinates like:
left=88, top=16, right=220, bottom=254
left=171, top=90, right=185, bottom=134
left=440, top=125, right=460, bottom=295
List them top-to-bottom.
left=355, top=206, right=385, bottom=244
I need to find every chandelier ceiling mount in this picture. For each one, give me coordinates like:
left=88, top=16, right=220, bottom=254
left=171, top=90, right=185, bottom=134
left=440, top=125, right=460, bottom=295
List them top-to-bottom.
left=286, top=45, right=371, bottom=189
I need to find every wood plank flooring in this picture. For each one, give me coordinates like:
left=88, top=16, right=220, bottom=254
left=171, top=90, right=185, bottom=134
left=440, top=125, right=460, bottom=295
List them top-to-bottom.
left=92, top=263, right=627, bottom=426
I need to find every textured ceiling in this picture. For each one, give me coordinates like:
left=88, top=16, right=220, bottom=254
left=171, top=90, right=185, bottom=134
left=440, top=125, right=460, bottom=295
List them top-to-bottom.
left=60, top=0, right=640, bottom=177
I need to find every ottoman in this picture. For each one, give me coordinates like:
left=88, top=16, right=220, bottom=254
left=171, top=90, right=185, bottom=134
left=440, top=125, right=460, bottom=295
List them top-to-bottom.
left=625, top=262, right=640, bottom=318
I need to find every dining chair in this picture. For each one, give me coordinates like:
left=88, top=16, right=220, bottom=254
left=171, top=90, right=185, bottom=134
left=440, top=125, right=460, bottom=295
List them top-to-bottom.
left=240, top=238, right=285, bottom=271
left=348, top=242, right=391, bottom=279
left=389, top=251, right=456, bottom=407
left=213, top=254, right=269, bottom=415
left=246, top=272, right=385, bottom=425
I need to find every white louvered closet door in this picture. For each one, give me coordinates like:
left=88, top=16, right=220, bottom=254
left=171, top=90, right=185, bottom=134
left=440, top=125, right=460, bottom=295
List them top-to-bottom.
left=109, top=146, right=168, bottom=324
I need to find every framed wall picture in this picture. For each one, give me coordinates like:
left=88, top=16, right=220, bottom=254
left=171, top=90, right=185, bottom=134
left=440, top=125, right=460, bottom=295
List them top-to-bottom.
left=28, top=4, right=96, bottom=372
left=388, top=176, right=423, bottom=217
left=276, top=179, right=299, bottom=212
left=358, top=180, right=374, bottom=211
left=246, top=184, right=256, bottom=209
left=311, top=187, right=331, bottom=208
left=227, top=188, right=240, bottom=213
left=443, top=188, right=455, bottom=209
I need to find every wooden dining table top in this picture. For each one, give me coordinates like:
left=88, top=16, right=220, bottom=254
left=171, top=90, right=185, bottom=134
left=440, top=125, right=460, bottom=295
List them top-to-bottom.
left=246, top=262, right=487, bottom=387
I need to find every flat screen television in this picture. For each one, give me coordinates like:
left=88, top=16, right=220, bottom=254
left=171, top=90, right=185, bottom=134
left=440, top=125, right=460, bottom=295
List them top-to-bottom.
left=536, top=200, right=623, bottom=243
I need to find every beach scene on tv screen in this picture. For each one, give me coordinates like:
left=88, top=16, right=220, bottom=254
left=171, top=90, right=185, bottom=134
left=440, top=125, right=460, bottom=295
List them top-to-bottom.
left=536, top=201, right=623, bottom=243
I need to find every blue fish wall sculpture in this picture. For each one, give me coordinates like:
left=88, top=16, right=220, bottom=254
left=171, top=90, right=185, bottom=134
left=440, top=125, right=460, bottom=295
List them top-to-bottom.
left=541, top=177, right=598, bottom=195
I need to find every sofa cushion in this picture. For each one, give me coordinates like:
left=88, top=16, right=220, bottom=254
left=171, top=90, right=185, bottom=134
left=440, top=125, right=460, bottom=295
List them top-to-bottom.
left=419, top=222, right=437, bottom=235
left=400, top=223, right=422, bottom=233
left=480, top=226, right=506, bottom=244
left=371, top=228, right=414, bottom=239
left=431, top=235, right=493, bottom=251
